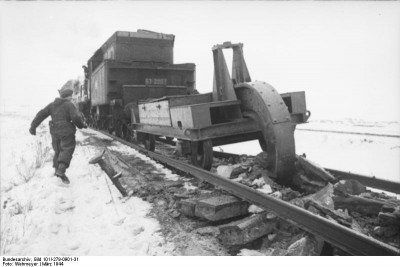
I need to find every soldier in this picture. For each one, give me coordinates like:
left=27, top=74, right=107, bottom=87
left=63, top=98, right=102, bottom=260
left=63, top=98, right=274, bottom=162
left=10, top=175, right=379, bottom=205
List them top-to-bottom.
left=29, top=87, right=87, bottom=184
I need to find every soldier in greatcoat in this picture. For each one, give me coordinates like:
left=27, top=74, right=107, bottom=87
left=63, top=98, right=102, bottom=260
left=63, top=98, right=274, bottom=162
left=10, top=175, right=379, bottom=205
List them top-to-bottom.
left=29, top=87, right=87, bottom=184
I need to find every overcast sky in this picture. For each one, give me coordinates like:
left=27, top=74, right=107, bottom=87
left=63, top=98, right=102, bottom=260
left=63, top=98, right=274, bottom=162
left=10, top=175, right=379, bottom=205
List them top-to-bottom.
left=0, top=1, right=399, bottom=121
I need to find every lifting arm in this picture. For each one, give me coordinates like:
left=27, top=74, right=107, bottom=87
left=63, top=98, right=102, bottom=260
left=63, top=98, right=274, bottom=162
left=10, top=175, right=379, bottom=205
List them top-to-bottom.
left=212, top=42, right=251, bottom=101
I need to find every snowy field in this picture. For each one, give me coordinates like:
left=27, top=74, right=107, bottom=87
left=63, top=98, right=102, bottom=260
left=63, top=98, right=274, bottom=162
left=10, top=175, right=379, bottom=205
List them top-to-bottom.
left=0, top=111, right=175, bottom=255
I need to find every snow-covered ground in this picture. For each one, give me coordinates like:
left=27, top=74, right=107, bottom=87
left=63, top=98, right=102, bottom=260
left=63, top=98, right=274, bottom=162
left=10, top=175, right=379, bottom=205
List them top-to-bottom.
left=1, top=106, right=399, bottom=257
left=0, top=112, right=175, bottom=255
left=298, top=119, right=400, bottom=137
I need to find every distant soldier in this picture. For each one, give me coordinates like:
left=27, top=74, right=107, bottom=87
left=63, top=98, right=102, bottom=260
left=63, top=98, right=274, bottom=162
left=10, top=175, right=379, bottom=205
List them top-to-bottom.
left=29, top=87, right=87, bottom=184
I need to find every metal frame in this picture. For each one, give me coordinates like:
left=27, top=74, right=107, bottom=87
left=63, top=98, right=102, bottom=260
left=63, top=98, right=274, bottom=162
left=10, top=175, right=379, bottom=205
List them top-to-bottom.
left=131, top=117, right=260, bottom=142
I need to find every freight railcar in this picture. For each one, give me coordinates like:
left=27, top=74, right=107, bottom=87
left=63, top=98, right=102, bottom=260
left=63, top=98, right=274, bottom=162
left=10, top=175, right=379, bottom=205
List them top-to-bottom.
left=78, top=30, right=196, bottom=138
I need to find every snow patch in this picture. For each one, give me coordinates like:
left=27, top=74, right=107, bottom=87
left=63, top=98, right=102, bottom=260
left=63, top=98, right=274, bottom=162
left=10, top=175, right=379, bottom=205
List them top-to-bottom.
left=1, top=114, right=175, bottom=255
left=183, top=182, right=198, bottom=192
left=257, top=184, right=273, bottom=194
left=248, top=204, right=264, bottom=214
left=237, top=248, right=265, bottom=256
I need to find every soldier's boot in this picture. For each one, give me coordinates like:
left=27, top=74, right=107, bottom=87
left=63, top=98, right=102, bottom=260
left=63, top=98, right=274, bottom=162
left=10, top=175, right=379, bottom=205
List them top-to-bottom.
left=55, top=163, right=70, bottom=184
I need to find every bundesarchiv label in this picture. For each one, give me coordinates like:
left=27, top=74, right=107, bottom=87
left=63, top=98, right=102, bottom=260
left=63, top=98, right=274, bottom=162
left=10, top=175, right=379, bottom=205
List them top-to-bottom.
left=2, top=256, right=79, bottom=266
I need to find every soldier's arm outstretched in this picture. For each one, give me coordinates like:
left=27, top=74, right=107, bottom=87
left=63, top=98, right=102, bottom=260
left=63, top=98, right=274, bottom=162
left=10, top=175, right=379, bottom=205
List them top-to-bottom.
left=29, top=104, right=51, bottom=135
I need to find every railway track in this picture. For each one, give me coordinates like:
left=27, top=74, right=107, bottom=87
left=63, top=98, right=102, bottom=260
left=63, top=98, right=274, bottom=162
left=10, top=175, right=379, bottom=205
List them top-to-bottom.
left=89, top=128, right=400, bottom=256
left=297, top=128, right=400, bottom=139
left=158, top=137, right=400, bottom=195
left=212, top=152, right=400, bottom=195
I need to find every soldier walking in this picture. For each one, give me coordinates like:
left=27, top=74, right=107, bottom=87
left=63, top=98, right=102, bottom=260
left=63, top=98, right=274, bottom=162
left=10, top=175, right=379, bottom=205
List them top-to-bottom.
left=29, top=87, right=87, bottom=184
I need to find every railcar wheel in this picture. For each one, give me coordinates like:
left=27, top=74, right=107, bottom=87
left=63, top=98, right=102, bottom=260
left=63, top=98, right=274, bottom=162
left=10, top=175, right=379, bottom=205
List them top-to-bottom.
left=235, top=81, right=296, bottom=181
left=143, top=134, right=155, bottom=151
left=190, top=140, right=213, bottom=171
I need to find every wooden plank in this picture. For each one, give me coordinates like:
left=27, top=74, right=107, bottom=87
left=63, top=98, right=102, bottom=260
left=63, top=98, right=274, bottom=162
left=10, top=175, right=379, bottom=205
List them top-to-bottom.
left=296, top=156, right=338, bottom=184
left=326, top=168, right=400, bottom=194
left=194, top=195, right=249, bottom=222
left=333, top=195, right=391, bottom=216
left=218, top=212, right=276, bottom=246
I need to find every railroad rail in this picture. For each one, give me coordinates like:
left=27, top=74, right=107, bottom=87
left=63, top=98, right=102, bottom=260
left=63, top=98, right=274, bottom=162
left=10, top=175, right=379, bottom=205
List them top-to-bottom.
left=90, top=128, right=399, bottom=256
left=297, top=128, right=400, bottom=139
left=158, top=137, right=400, bottom=195
left=326, top=169, right=400, bottom=195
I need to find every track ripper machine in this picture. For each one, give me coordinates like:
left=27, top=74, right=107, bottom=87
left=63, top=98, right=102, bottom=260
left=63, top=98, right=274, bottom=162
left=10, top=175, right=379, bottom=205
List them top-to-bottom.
left=79, top=31, right=310, bottom=182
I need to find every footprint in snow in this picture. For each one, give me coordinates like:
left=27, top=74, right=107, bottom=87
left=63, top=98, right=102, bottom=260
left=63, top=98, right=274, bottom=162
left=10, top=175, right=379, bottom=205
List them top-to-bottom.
left=85, top=195, right=94, bottom=204
left=54, top=198, right=75, bottom=214
left=124, top=203, right=137, bottom=215
left=90, top=206, right=103, bottom=218
left=113, top=217, right=126, bottom=226
left=49, top=223, right=61, bottom=234
left=131, top=226, right=144, bottom=236
left=66, top=240, right=81, bottom=251
left=128, top=241, right=149, bottom=254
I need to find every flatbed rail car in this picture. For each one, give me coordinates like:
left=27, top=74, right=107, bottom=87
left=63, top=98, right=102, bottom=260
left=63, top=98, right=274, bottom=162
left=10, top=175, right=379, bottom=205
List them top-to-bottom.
left=78, top=30, right=196, bottom=137
left=130, top=42, right=310, bottom=183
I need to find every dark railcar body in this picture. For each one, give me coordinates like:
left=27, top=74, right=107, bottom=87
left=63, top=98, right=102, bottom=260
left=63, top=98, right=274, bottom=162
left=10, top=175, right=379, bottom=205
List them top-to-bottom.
left=79, top=30, right=196, bottom=133
left=89, top=30, right=174, bottom=71
left=90, top=60, right=195, bottom=106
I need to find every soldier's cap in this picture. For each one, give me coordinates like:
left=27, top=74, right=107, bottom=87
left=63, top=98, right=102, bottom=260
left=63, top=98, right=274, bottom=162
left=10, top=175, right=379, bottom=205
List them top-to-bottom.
left=58, top=87, right=73, bottom=98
